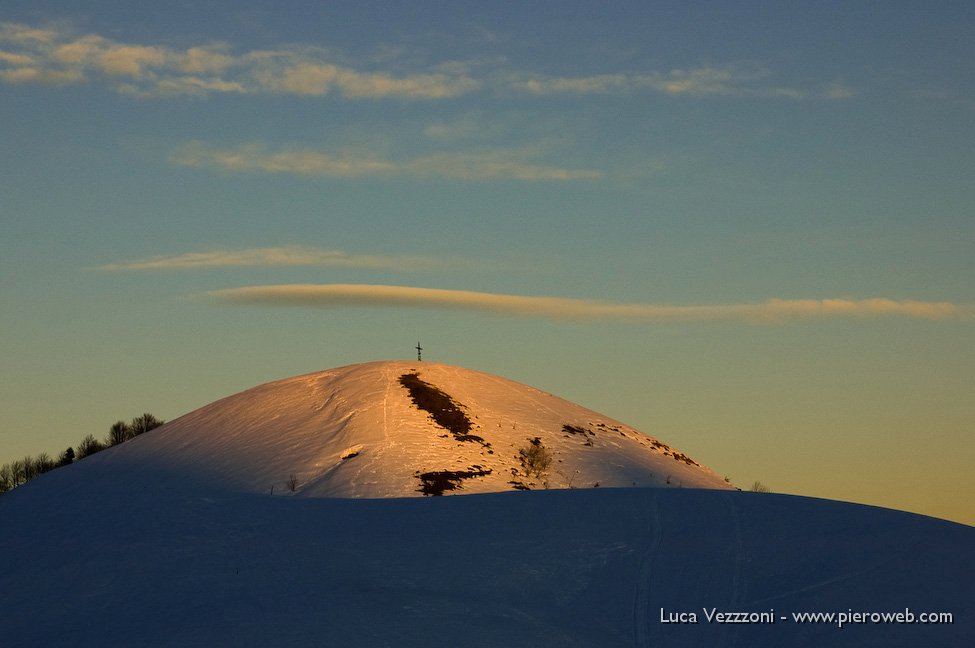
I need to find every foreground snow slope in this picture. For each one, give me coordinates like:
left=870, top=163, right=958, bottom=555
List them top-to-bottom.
left=76, top=360, right=731, bottom=497
left=1, top=467, right=971, bottom=647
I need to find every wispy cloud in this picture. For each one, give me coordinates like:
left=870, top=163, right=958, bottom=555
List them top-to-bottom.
left=0, top=21, right=478, bottom=99
left=1, top=21, right=846, bottom=103
left=245, top=55, right=479, bottom=99
left=508, top=63, right=813, bottom=99
left=639, top=64, right=803, bottom=98
left=509, top=73, right=628, bottom=95
left=823, top=80, right=855, bottom=99
left=423, top=112, right=501, bottom=140
left=171, top=141, right=602, bottom=181
left=171, top=142, right=397, bottom=177
left=406, top=150, right=602, bottom=181
left=98, top=247, right=443, bottom=272
left=205, top=284, right=972, bottom=323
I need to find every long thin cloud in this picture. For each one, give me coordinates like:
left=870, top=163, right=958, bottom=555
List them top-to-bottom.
left=171, top=142, right=602, bottom=181
left=97, top=247, right=444, bottom=272
left=205, top=284, right=971, bottom=323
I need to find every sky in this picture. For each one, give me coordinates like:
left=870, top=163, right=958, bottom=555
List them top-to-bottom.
left=1, top=1, right=972, bottom=524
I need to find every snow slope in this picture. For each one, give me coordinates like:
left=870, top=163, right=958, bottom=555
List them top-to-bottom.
left=74, top=360, right=731, bottom=497
left=0, top=470, right=970, bottom=647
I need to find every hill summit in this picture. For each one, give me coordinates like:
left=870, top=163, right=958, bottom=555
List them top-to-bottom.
left=92, top=360, right=731, bottom=497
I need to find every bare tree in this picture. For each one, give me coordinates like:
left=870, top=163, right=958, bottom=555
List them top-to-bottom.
left=130, top=413, right=163, bottom=436
left=107, top=421, right=132, bottom=446
left=76, top=434, right=104, bottom=459
left=518, top=438, right=553, bottom=481
left=33, top=452, right=55, bottom=474
left=19, top=456, right=37, bottom=483
left=8, top=460, right=24, bottom=487
left=0, top=463, right=13, bottom=493
left=286, top=474, right=299, bottom=493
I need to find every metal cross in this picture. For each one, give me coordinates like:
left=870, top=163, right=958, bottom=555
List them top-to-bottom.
left=415, top=341, right=423, bottom=361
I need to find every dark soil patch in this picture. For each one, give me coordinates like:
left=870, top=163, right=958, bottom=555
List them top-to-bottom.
left=398, top=373, right=489, bottom=446
left=563, top=423, right=595, bottom=445
left=643, top=436, right=698, bottom=465
left=671, top=451, right=698, bottom=466
left=415, top=467, right=492, bottom=496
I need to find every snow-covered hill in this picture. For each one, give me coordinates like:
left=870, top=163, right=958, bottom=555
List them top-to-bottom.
left=75, top=360, right=731, bottom=497
left=1, top=361, right=970, bottom=647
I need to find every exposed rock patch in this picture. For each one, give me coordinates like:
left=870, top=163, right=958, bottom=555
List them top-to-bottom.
left=399, top=373, right=490, bottom=447
left=415, top=467, right=493, bottom=496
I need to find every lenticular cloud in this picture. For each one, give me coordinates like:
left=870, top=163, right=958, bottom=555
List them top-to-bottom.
left=205, top=283, right=970, bottom=323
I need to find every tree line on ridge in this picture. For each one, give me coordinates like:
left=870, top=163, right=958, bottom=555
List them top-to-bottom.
left=0, top=413, right=163, bottom=494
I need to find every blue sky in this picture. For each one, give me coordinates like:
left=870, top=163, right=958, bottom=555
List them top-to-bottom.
left=1, top=1, right=973, bottom=523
